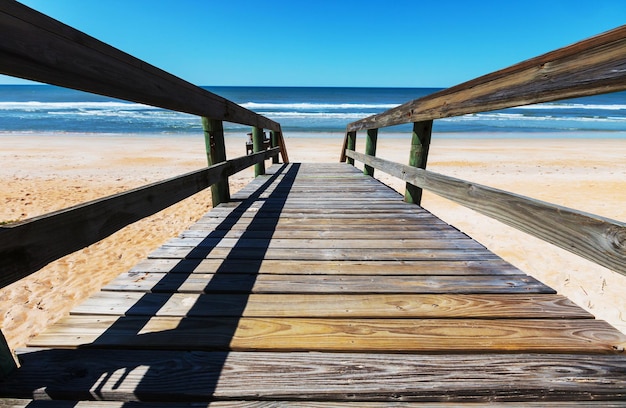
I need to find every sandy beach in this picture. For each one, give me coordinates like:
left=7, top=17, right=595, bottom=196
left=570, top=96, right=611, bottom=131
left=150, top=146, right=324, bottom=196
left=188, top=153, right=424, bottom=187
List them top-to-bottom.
left=1, top=132, right=625, bottom=351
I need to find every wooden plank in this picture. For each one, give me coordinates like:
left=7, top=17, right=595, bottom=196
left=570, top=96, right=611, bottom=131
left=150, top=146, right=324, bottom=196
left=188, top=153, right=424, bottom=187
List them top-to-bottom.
left=0, top=2, right=279, bottom=131
left=347, top=25, right=626, bottom=131
left=0, top=149, right=278, bottom=289
left=346, top=150, right=626, bottom=276
left=179, top=229, right=470, bottom=240
left=160, top=237, right=484, bottom=250
left=147, top=246, right=506, bottom=261
left=130, top=258, right=521, bottom=275
left=103, top=273, right=552, bottom=294
left=71, top=292, right=592, bottom=319
left=26, top=316, right=625, bottom=353
left=4, top=350, right=626, bottom=402
left=4, top=400, right=626, bottom=408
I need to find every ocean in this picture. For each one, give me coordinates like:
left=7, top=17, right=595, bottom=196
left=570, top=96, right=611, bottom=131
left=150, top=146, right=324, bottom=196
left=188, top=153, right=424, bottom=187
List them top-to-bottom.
left=1, top=85, right=626, bottom=137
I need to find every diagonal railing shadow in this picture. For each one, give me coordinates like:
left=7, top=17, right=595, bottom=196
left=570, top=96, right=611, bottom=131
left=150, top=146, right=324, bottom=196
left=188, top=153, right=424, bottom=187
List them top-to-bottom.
left=2, top=163, right=301, bottom=404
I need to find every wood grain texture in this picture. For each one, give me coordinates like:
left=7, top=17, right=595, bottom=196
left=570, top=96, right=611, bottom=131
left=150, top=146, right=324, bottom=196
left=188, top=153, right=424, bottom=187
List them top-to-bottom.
left=0, top=3, right=279, bottom=130
left=348, top=25, right=626, bottom=131
left=0, top=149, right=278, bottom=288
left=346, top=150, right=626, bottom=275
left=129, top=258, right=521, bottom=276
left=102, top=273, right=551, bottom=294
left=71, top=292, right=592, bottom=319
left=26, top=316, right=626, bottom=353
left=3, top=350, right=626, bottom=402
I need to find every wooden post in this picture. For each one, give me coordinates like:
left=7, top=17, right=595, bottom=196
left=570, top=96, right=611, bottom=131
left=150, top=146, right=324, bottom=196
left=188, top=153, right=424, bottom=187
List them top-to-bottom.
left=202, top=117, right=230, bottom=206
left=405, top=120, right=433, bottom=205
left=252, top=127, right=266, bottom=176
left=363, top=128, right=378, bottom=177
left=270, top=130, right=279, bottom=164
left=345, top=131, right=357, bottom=165
left=0, top=330, right=17, bottom=379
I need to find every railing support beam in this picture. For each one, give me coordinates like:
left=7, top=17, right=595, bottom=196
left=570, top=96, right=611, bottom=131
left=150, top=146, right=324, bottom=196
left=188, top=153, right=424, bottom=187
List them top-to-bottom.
left=202, top=118, right=230, bottom=206
left=405, top=120, right=433, bottom=205
left=252, top=127, right=266, bottom=176
left=364, top=128, right=378, bottom=176
left=270, top=130, right=280, bottom=164
left=344, top=131, right=357, bottom=165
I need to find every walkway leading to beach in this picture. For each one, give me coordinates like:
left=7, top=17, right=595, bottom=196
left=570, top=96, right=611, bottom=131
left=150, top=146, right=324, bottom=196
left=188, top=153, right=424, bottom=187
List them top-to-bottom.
left=2, top=162, right=626, bottom=404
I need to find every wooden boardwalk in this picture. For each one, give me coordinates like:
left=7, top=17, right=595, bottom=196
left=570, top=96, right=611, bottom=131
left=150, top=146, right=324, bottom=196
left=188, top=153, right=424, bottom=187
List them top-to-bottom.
left=2, top=163, right=626, bottom=405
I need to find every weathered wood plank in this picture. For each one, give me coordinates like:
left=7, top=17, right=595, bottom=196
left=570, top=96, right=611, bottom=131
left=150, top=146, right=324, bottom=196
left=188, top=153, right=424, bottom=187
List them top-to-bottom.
left=0, top=2, right=279, bottom=131
left=348, top=25, right=626, bottom=131
left=0, top=149, right=279, bottom=289
left=346, top=150, right=626, bottom=276
left=180, top=229, right=469, bottom=240
left=160, top=237, right=484, bottom=250
left=148, top=246, right=504, bottom=261
left=129, top=258, right=521, bottom=275
left=103, top=272, right=552, bottom=294
left=71, top=292, right=592, bottom=319
left=26, top=316, right=625, bottom=353
left=5, top=350, right=626, bottom=402
left=5, top=400, right=626, bottom=408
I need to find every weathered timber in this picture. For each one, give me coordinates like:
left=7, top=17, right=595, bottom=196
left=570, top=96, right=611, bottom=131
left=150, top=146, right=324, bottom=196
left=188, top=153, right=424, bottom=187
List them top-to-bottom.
left=0, top=2, right=279, bottom=131
left=347, top=25, right=626, bottom=131
left=202, top=118, right=230, bottom=206
left=405, top=120, right=433, bottom=205
left=252, top=127, right=266, bottom=176
left=363, top=128, right=378, bottom=176
left=342, top=131, right=357, bottom=165
left=0, top=149, right=278, bottom=289
left=345, top=150, right=626, bottom=276
left=148, top=246, right=506, bottom=261
left=130, top=258, right=521, bottom=275
left=102, top=272, right=551, bottom=294
left=71, top=292, right=591, bottom=319
left=26, top=316, right=626, bottom=353
left=4, top=350, right=626, bottom=402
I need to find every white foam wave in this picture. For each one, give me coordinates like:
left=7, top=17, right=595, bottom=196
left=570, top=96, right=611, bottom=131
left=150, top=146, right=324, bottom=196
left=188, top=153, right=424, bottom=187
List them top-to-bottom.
left=0, top=101, right=150, bottom=110
left=242, top=102, right=398, bottom=110
left=517, top=102, right=626, bottom=110
left=260, top=111, right=375, bottom=119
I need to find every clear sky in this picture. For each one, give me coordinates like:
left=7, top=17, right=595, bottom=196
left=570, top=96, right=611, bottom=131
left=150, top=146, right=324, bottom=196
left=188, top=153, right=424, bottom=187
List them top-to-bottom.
left=2, top=0, right=626, bottom=87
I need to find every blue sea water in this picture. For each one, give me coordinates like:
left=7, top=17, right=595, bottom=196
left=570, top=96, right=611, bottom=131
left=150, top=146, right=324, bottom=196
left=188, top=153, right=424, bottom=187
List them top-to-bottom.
left=1, top=85, right=626, bottom=137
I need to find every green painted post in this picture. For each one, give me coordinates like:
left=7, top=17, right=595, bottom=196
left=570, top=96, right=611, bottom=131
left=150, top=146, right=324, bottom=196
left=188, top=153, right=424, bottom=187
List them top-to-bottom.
left=202, top=117, right=230, bottom=206
left=405, top=120, right=433, bottom=205
left=252, top=126, right=266, bottom=176
left=363, top=128, right=378, bottom=177
left=270, top=130, right=279, bottom=164
left=346, top=131, right=357, bottom=166
left=0, top=330, right=17, bottom=379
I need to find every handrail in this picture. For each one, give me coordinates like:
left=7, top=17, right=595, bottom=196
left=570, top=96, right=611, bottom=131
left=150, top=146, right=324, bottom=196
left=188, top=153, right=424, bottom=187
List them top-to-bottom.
left=0, top=2, right=279, bottom=131
left=0, top=2, right=288, bottom=287
left=346, top=25, right=626, bottom=132
left=341, top=26, right=626, bottom=277
left=0, top=148, right=279, bottom=290
left=345, top=150, right=626, bottom=277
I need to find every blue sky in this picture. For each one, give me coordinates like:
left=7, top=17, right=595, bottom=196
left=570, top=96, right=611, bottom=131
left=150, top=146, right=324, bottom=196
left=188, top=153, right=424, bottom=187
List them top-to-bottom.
left=2, top=0, right=626, bottom=87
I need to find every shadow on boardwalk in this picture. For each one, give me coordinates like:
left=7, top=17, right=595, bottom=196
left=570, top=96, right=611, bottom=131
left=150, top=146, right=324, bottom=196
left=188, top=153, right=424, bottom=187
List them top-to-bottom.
left=0, top=163, right=301, bottom=404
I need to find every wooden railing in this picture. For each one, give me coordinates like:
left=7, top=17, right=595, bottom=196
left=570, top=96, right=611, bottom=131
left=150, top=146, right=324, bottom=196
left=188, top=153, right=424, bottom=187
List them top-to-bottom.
left=0, top=2, right=289, bottom=289
left=341, top=25, right=626, bottom=277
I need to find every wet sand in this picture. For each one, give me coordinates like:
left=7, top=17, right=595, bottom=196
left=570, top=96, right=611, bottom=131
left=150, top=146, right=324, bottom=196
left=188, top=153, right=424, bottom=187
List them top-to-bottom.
left=1, top=133, right=625, bottom=351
